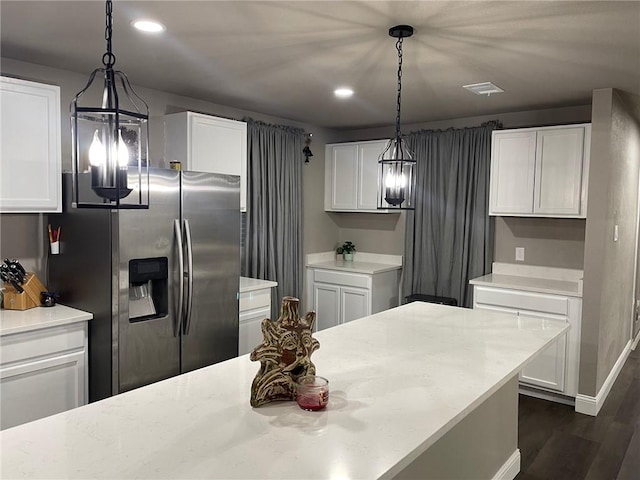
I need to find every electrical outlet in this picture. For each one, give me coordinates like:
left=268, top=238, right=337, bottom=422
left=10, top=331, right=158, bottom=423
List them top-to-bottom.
left=515, top=247, right=525, bottom=262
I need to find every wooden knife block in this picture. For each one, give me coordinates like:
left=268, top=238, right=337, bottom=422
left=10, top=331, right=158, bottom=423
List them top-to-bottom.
left=2, top=273, right=47, bottom=310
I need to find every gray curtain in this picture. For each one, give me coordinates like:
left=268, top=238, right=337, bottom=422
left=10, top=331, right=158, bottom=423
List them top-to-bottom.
left=243, top=118, right=304, bottom=319
left=403, top=121, right=499, bottom=307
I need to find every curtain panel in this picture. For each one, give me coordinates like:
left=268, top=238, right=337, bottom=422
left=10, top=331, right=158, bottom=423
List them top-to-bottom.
left=243, top=118, right=304, bottom=318
left=403, top=121, right=500, bottom=307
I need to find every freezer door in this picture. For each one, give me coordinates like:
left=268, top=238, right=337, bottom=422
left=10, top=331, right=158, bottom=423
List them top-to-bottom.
left=117, top=169, right=182, bottom=392
left=181, top=171, right=240, bottom=372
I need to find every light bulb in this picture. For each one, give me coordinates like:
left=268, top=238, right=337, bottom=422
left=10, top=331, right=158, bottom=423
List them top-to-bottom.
left=89, top=130, right=106, bottom=167
left=117, top=131, right=129, bottom=167
left=385, top=169, right=396, bottom=188
left=398, top=173, right=406, bottom=188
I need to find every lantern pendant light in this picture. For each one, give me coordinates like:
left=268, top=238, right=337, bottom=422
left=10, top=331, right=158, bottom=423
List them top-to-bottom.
left=71, top=0, right=149, bottom=209
left=378, top=25, right=416, bottom=210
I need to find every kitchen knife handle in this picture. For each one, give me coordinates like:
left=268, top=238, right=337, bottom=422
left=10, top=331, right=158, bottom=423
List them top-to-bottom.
left=174, top=219, right=185, bottom=338
left=183, top=219, right=194, bottom=336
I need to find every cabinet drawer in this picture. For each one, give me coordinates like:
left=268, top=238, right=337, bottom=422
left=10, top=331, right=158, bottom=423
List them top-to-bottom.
left=314, top=269, right=370, bottom=289
left=474, top=287, right=568, bottom=316
left=239, top=289, right=271, bottom=313
left=0, top=322, right=86, bottom=366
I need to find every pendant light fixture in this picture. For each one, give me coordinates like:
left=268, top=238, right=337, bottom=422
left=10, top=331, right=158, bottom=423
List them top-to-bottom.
left=71, top=0, right=149, bottom=209
left=378, top=25, right=416, bottom=210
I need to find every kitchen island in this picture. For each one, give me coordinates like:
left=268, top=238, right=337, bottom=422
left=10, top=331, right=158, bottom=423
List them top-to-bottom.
left=0, top=302, right=567, bottom=479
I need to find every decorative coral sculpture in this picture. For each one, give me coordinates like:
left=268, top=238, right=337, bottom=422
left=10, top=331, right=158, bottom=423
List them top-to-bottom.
left=250, top=296, right=319, bottom=407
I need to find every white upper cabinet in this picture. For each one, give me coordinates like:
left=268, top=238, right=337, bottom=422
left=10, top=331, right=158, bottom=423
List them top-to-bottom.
left=0, top=76, right=61, bottom=213
left=165, top=112, right=247, bottom=211
left=489, top=124, right=591, bottom=218
left=490, top=131, right=537, bottom=214
left=325, top=140, right=391, bottom=212
left=328, top=144, right=359, bottom=209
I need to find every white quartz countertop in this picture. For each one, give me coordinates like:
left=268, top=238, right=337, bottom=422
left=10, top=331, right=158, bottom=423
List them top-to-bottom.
left=306, top=251, right=403, bottom=275
left=307, top=259, right=402, bottom=274
left=470, top=273, right=583, bottom=297
left=239, top=276, right=278, bottom=293
left=0, top=302, right=566, bottom=479
left=0, top=304, right=93, bottom=336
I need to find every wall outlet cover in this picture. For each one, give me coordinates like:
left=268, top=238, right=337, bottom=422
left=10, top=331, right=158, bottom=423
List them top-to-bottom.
left=515, top=247, right=525, bottom=262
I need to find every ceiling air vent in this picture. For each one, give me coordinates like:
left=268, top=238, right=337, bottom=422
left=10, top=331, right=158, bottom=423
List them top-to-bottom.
left=463, top=82, right=504, bottom=96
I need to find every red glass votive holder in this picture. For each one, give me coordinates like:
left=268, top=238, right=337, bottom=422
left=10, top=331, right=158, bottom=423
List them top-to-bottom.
left=296, top=375, right=329, bottom=411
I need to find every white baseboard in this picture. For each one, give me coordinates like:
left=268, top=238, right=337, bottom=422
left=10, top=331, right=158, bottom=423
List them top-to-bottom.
left=632, top=330, right=640, bottom=350
left=575, top=339, right=632, bottom=416
left=519, top=386, right=575, bottom=406
left=492, top=449, right=521, bottom=480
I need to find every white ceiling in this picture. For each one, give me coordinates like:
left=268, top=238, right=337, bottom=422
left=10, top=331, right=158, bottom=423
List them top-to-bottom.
left=1, top=1, right=639, bottom=129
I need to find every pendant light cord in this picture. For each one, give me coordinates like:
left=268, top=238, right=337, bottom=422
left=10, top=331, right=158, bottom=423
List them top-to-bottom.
left=102, top=0, right=116, bottom=68
left=395, top=36, right=404, bottom=142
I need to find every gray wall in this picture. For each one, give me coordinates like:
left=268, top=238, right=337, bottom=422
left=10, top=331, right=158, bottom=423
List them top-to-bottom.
left=0, top=58, right=339, bottom=281
left=580, top=89, right=640, bottom=397
left=331, top=105, right=592, bottom=263
left=494, top=217, right=586, bottom=268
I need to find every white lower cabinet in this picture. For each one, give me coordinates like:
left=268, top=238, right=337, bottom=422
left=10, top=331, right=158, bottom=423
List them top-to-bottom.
left=310, top=268, right=399, bottom=332
left=314, top=283, right=341, bottom=330
left=341, top=286, right=370, bottom=323
left=473, top=286, right=581, bottom=398
left=239, top=288, right=272, bottom=356
left=0, top=322, right=88, bottom=430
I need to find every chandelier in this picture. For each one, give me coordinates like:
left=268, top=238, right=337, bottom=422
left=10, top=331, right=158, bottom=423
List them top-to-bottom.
left=70, top=0, right=149, bottom=208
left=378, top=25, right=416, bottom=210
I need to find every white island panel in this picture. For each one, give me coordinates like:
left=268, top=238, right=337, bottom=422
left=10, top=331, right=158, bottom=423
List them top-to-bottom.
left=0, top=302, right=566, bottom=479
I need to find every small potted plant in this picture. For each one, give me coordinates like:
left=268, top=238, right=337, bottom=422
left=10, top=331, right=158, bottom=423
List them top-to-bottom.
left=336, top=241, right=356, bottom=261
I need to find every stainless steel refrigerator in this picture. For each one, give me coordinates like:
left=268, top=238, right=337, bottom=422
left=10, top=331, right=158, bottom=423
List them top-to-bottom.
left=49, top=169, right=240, bottom=402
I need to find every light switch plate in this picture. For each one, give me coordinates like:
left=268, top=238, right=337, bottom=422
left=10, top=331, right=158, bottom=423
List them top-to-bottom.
left=614, top=225, right=619, bottom=242
left=515, top=247, right=525, bottom=262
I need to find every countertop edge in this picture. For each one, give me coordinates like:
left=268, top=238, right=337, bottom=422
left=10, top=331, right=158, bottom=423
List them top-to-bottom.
left=307, top=262, right=402, bottom=275
left=469, top=275, right=582, bottom=298
left=239, top=277, right=278, bottom=293
left=0, top=305, right=93, bottom=337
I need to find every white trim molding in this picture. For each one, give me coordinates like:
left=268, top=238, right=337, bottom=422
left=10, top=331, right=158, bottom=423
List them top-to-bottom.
left=632, top=330, right=640, bottom=351
left=575, top=339, right=632, bottom=416
left=492, top=449, right=521, bottom=480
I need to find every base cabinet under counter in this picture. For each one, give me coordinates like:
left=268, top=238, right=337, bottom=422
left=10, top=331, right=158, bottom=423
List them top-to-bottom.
left=309, top=267, right=400, bottom=332
left=238, top=278, right=277, bottom=356
left=472, top=285, right=581, bottom=399
left=0, top=321, right=88, bottom=430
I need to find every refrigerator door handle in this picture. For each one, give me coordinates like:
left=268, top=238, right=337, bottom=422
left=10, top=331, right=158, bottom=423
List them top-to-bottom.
left=174, top=219, right=185, bottom=337
left=183, top=219, right=195, bottom=335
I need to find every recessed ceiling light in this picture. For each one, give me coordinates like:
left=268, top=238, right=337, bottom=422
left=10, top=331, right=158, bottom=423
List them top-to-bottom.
left=132, top=20, right=166, bottom=33
left=463, top=82, right=504, bottom=96
left=334, top=87, right=354, bottom=99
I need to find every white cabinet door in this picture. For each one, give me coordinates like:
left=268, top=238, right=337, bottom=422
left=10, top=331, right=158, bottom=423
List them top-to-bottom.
left=0, top=76, right=61, bottom=213
left=165, top=112, right=247, bottom=211
left=189, top=114, right=247, bottom=211
left=534, top=127, right=585, bottom=216
left=489, top=131, right=536, bottom=214
left=325, top=140, right=392, bottom=212
left=357, top=141, right=386, bottom=210
left=329, top=144, right=359, bottom=209
left=314, top=283, right=341, bottom=331
left=341, top=286, right=370, bottom=323
left=473, top=286, right=572, bottom=395
left=239, top=307, right=270, bottom=356
left=517, top=312, right=567, bottom=392
left=0, top=350, right=86, bottom=430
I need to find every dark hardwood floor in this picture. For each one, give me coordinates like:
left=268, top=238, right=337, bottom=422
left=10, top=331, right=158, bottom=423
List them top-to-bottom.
left=516, top=345, right=640, bottom=480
